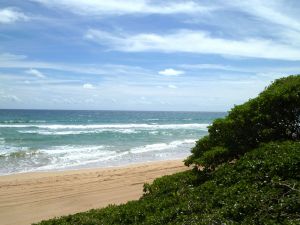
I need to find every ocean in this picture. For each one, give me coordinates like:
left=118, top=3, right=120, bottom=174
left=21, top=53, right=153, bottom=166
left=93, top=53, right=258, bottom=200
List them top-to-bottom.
left=0, top=110, right=226, bottom=175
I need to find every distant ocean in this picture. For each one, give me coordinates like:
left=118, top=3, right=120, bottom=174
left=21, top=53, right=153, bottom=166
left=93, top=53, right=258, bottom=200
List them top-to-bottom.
left=0, top=110, right=226, bottom=175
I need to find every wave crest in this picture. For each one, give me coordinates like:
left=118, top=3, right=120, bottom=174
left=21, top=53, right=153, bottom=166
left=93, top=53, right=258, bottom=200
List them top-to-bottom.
left=1, top=123, right=209, bottom=130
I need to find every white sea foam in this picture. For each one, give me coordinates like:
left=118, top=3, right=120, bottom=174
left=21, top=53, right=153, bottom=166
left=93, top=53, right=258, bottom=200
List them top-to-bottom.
left=1, top=120, right=46, bottom=123
left=1, top=123, right=209, bottom=130
left=18, top=129, right=138, bottom=135
left=0, top=138, right=196, bottom=174
left=38, top=139, right=195, bottom=170
left=130, top=139, right=196, bottom=154
left=35, top=145, right=128, bottom=170
left=40, top=145, right=108, bottom=155
left=0, top=146, right=30, bottom=156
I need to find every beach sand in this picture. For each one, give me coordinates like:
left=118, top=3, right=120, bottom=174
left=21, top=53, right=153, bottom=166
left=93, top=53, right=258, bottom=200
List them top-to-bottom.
left=0, top=160, right=187, bottom=225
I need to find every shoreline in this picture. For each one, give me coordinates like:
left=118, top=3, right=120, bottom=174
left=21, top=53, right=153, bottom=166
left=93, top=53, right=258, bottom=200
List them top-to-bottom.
left=0, top=156, right=189, bottom=177
left=0, top=159, right=187, bottom=225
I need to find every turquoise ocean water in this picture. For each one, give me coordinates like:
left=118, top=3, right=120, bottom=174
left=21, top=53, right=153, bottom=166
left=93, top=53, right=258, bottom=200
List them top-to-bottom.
left=0, top=110, right=226, bottom=175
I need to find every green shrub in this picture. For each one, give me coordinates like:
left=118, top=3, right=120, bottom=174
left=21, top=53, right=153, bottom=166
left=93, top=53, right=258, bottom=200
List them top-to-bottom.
left=185, top=75, right=300, bottom=168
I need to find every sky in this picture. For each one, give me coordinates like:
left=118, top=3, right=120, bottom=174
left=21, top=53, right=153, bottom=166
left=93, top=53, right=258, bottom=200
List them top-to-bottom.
left=0, top=0, right=300, bottom=111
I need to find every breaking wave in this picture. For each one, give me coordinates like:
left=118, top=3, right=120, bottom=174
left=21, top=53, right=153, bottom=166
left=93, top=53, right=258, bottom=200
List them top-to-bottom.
left=0, top=123, right=209, bottom=130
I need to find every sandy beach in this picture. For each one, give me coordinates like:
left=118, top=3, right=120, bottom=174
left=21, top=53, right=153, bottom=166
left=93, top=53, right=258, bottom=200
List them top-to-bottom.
left=0, top=160, right=187, bottom=225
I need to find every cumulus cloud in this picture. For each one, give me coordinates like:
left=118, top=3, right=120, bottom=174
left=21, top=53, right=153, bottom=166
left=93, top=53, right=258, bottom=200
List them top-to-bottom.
left=32, top=0, right=213, bottom=16
left=0, top=8, right=28, bottom=24
left=85, top=29, right=300, bottom=61
left=25, top=68, right=46, bottom=78
left=158, top=68, right=184, bottom=76
left=83, top=83, right=94, bottom=89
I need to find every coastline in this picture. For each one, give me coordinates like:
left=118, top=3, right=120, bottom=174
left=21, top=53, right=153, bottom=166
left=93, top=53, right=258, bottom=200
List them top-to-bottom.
left=0, top=159, right=187, bottom=225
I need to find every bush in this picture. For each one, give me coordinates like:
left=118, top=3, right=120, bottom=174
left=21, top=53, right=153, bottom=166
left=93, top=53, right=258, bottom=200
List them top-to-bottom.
left=185, top=75, right=300, bottom=168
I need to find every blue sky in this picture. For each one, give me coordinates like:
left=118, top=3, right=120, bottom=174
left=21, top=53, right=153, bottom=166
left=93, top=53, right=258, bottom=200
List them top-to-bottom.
left=0, top=0, right=300, bottom=111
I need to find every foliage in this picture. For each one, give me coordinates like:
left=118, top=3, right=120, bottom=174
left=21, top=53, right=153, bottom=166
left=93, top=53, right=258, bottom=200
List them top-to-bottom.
left=185, top=75, right=300, bottom=168
left=35, top=141, right=300, bottom=225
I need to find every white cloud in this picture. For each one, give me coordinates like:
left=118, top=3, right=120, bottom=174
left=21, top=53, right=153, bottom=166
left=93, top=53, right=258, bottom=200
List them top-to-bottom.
left=33, top=0, right=213, bottom=16
left=227, top=0, right=300, bottom=32
left=222, top=1, right=300, bottom=47
left=0, top=8, right=28, bottom=24
left=85, top=29, right=300, bottom=61
left=0, top=52, right=150, bottom=77
left=0, top=53, right=27, bottom=61
left=179, top=63, right=300, bottom=75
left=179, top=64, right=253, bottom=73
left=180, top=64, right=234, bottom=70
left=25, top=68, right=46, bottom=78
left=158, top=68, right=184, bottom=76
left=83, top=83, right=94, bottom=89
left=168, top=84, right=177, bottom=89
